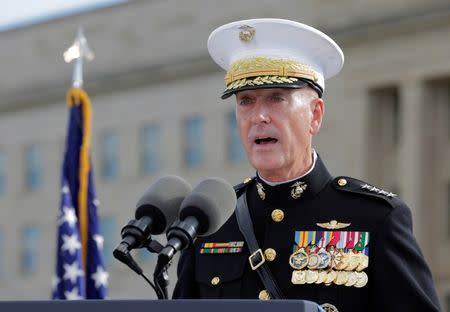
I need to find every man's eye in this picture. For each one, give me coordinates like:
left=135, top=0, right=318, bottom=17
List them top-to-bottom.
left=271, top=96, right=284, bottom=102
left=239, top=98, right=252, bottom=105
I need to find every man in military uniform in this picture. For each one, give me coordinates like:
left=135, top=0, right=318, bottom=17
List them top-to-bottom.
left=172, top=18, right=441, bottom=311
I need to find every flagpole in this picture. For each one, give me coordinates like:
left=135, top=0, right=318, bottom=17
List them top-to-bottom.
left=63, top=27, right=95, bottom=271
left=64, top=27, right=94, bottom=88
left=53, top=28, right=107, bottom=300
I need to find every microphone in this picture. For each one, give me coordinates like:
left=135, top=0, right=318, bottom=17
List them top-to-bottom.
left=113, top=175, right=192, bottom=272
left=157, top=177, right=237, bottom=266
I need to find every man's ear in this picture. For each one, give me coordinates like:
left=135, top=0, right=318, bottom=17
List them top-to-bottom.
left=310, top=98, right=325, bottom=135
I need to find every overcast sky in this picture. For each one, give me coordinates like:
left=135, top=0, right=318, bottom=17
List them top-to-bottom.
left=0, top=0, right=127, bottom=31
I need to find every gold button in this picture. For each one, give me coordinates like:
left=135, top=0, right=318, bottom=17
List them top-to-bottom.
left=243, top=177, right=252, bottom=184
left=337, top=178, right=347, bottom=187
left=271, top=209, right=284, bottom=222
left=264, top=248, right=277, bottom=261
left=211, top=276, right=220, bottom=286
left=258, top=289, right=270, bottom=300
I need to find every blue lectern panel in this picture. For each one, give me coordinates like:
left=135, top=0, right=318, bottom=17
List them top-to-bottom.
left=0, top=299, right=323, bottom=312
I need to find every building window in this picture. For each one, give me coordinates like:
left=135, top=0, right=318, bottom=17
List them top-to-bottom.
left=447, top=83, right=450, bottom=140
left=367, top=86, right=401, bottom=188
left=368, top=87, right=401, bottom=147
left=227, top=110, right=246, bottom=163
left=183, top=117, right=204, bottom=168
left=140, top=124, right=161, bottom=175
left=101, top=131, right=119, bottom=180
left=25, top=144, right=43, bottom=192
left=0, top=150, right=6, bottom=195
left=448, top=182, right=450, bottom=239
left=100, top=216, right=116, bottom=267
left=22, top=225, right=40, bottom=274
left=0, top=228, right=3, bottom=276
left=447, top=293, right=450, bottom=312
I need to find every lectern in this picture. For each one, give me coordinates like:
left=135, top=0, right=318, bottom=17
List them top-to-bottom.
left=0, top=299, right=324, bottom=312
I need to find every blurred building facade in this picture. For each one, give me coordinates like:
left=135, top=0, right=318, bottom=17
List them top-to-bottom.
left=0, top=0, right=449, bottom=308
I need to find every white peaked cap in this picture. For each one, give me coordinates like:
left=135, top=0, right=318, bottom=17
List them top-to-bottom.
left=207, top=18, right=344, bottom=98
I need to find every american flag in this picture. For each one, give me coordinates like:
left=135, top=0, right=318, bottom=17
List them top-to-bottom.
left=52, top=88, right=108, bottom=300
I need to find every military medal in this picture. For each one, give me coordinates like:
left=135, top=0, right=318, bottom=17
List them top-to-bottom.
left=290, top=231, right=310, bottom=269
left=307, top=231, right=321, bottom=269
left=316, top=231, right=332, bottom=269
left=326, top=231, right=342, bottom=269
left=335, top=231, right=349, bottom=270
left=345, top=231, right=356, bottom=250
left=345, top=232, right=360, bottom=271
left=354, top=232, right=369, bottom=253
left=354, top=232, right=370, bottom=272
left=290, top=250, right=309, bottom=270
left=330, top=250, right=342, bottom=270
left=335, top=251, right=350, bottom=270
left=347, top=252, right=360, bottom=271
left=355, top=252, right=369, bottom=272
left=307, top=253, right=321, bottom=269
left=306, top=269, right=319, bottom=284
left=291, top=270, right=307, bottom=285
left=315, top=270, right=328, bottom=284
left=324, top=270, right=337, bottom=285
left=334, top=271, right=349, bottom=285
left=344, top=271, right=358, bottom=287
left=354, top=271, right=368, bottom=288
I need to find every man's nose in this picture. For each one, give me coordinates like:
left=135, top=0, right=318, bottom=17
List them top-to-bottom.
left=251, top=102, right=271, bottom=124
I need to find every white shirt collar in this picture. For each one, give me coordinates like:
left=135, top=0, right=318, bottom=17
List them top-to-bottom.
left=258, top=150, right=318, bottom=186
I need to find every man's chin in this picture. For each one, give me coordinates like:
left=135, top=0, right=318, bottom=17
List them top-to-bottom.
left=250, top=159, right=282, bottom=175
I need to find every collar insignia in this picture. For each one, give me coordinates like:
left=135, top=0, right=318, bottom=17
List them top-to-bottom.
left=291, top=181, right=307, bottom=199
left=256, top=182, right=266, bottom=200
left=316, top=220, right=351, bottom=230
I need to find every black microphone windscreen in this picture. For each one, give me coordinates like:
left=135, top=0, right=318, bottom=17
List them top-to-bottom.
left=135, top=175, right=192, bottom=235
left=179, top=177, right=236, bottom=236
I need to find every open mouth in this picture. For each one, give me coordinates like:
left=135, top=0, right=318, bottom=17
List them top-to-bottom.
left=255, top=137, right=278, bottom=145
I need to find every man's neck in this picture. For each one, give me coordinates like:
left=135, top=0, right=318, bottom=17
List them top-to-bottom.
left=259, top=150, right=317, bottom=185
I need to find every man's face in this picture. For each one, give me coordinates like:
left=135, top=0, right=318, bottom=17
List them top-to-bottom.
left=235, top=87, right=324, bottom=181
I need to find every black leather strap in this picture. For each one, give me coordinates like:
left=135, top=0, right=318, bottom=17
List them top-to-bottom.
left=235, top=189, right=285, bottom=299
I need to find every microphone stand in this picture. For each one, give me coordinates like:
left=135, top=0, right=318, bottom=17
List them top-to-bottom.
left=153, top=218, right=199, bottom=299
left=113, top=222, right=169, bottom=299
left=147, top=240, right=170, bottom=299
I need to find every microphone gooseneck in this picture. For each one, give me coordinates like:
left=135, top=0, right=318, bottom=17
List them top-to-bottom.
left=112, top=175, right=192, bottom=299
left=156, top=177, right=237, bottom=269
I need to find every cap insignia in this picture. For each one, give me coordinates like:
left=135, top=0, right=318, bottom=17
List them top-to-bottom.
left=238, top=25, right=255, bottom=42
left=316, top=220, right=351, bottom=230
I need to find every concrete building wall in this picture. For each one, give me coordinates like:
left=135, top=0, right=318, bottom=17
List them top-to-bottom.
left=0, top=0, right=449, bottom=307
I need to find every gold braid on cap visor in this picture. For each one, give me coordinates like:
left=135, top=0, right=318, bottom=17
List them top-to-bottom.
left=224, top=57, right=319, bottom=91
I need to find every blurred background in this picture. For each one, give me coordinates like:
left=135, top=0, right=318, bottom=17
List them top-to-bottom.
left=0, top=0, right=449, bottom=308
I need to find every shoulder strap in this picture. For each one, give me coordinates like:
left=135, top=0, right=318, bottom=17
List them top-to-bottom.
left=235, top=189, right=285, bottom=299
